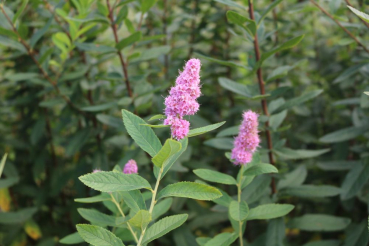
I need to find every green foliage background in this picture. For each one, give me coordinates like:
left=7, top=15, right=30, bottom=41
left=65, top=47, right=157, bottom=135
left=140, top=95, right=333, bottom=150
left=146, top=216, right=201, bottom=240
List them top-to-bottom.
left=1, top=0, right=369, bottom=245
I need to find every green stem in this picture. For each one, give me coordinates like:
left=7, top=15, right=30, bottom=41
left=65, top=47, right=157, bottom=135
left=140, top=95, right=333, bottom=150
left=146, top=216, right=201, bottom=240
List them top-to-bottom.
left=238, top=165, right=244, bottom=246
left=136, top=167, right=164, bottom=246
left=110, top=193, right=138, bottom=243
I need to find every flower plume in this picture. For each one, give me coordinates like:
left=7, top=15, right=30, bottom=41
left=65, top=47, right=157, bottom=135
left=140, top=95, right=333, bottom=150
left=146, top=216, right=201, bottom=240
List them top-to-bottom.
left=231, top=110, right=260, bottom=165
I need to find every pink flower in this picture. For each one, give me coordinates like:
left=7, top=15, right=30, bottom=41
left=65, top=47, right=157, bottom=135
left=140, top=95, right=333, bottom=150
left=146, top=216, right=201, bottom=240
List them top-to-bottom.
left=163, top=58, right=201, bottom=140
left=231, top=110, right=260, bottom=165
left=164, top=116, right=190, bottom=140
left=123, top=159, right=138, bottom=174
left=93, top=169, right=101, bottom=173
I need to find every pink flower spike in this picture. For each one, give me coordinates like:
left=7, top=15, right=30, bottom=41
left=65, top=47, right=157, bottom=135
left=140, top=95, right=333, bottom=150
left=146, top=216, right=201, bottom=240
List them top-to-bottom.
left=231, top=110, right=260, bottom=165
left=164, top=116, right=190, bottom=140
left=123, top=159, right=138, bottom=174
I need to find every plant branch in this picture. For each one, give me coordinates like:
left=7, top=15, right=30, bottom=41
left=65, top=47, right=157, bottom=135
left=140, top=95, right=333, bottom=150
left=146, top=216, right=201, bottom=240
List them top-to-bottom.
left=106, top=0, right=133, bottom=98
left=247, top=0, right=277, bottom=194
left=310, top=0, right=369, bottom=54
left=0, top=3, right=86, bottom=116
left=237, top=165, right=244, bottom=246
left=137, top=167, right=163, bottom=246
left=110, top=193, right=138, bottom=243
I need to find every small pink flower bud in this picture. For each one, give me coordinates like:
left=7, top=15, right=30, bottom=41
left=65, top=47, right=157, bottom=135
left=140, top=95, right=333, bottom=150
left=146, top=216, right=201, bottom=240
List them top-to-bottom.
left=231, top=110, right=260, bottom=165
left=123, top=159, right=138, bottom=174
left=93, top=169, right=101, bottom=173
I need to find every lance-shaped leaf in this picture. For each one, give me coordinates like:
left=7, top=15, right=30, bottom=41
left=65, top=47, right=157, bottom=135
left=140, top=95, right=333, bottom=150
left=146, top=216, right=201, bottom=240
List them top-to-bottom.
left=258, top=0, right=284, bottom=25
left=348, top=6, right=369, bottom=23
left=226, top=10, right=256, bottom=36
left=116, top=32, right=141, bottom=50
left=256, top=35, right=304, bottom=69
left=218, top=77, right=254, bottom=98
left=270, top=90, right=323, bottom=114
left=121, top=109, right=162, bottom=157
left=187, top=121, right=226, bottom=138
left=319, top=126, right=368, bottom=143
left=154, top=138, right=188, bottom=180
left=152, top=139, right=182, bottom=168
left=274, top=147, right=330, bottom=160
left=0, top=153, right=8, bottom=178
left=340, top=158, right=369, bottom=200
left=243, top=164, right=278, bottom=176
left=193, top=169, right=237, bottom=185
left=79, top=171, right=151, bottom=192
left=157, top=182, right=222, bottom=201
left=280, top=185, right=341, bottom=198
left=121, top=190, right=146, bottom=214
left=75, top=193, right=111, bottom=203
left=152, top=198, right=173, bottom=221
left=229, top=201, right=249, bottom=221
left=247, top=204, right=294, bottom=221
left=0, top=207, right=37, bottom=224
left=77, top=208, right=118, bottom=227
left=129, top=210, right=151, bottom=229
left=142, top=214, right=188, bottom=244
left=288, top=214, right=350, bottom=232
left=76, top=224, right=125, bottom=246
left=59, top=232, right=84, bottom=244
left=204, top=232, right=238, bottom=246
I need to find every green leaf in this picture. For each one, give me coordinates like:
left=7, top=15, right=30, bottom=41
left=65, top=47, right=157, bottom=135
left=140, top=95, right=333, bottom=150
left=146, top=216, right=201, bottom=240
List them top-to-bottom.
left=12, top=0, right=28, bottom=23
left=141, top=0, right=157, bottom=12
left=214, top=0, right=244, bottom=9
left=258, top=0, right=284, bottom=25
left=348, top=6, right=369, bottom=23
left=226, top=11, right=256, bottom=36
left=0, top=26, right=17, bottom=39
left=116, top=32, right=142, bottom=50
left=257, top=35, right=304, bottom=68
left=75, top=42, right=116, bottom=53
left=132, top=45, right=171, bottom=62
left=196, top=54, right=250, bottom=70
left=333, top=63, right=365, bottom=84
left=266, top=65, right=293, bottom=82
left=218, top=77, right=253, bottom=98
left=271, top=90, right=323, bottom=114
left=81, top=102, right=116, bottom=112
left=122, top=109, right=162, bottom=157
left=96, top=114, right=123, bottom=129
left=148, top=114, right=165, bottom=121
left=187, top=121, right=226, bottom=138
left=141, top=124, right=169, bottom=128
left=216, top=126, right=239, bottom=137
left=319, top=126, right=368, bottom=143
left=204, top=137, right=233, bottom=150
left=154, top=138, right=188, bottom=180
left=152, top=139, right=182, bottom=168
left=274, top=147, right=330, bottom=160
left=0, top=153, right=8, bottom=178
left=340, top=158, right=369, bottom=200
left=317, top=160, right=358, bottom=171
left=243, top=164, right=278, bottom=176
left=277, top=165, right=307, bottom=189
left=193, top=169, right=237, bottom=185
left=79, top=171, right=151, bottom=192
left=0, top=177, right=19, bottom=188
left=157, top=182, right=222, bottom=201
left=281, top=185, right=341, bottom=198
left=121, top=190, right=147, bottom=214
left=75, top=194, right=111, bottom=203
left=152, top=198, right=173, bottom=221
left=229, top=201, right=249, bottom=221
left=247, top=204, right=294, bottom=221
left=0, top=207, right=37, bottom=224
left=78, top=208, right=118, bottom=227
left=129, top=210, right=151, bottom=228
left=142, top=214, right=188, bottom=244
left=288, top=214, right=350, bottom=231
left=266, top=218, right=285, bottom=246
left=342, top=221, right=369, bottom=246
left=76, top=224, right=125, bottom=246
left=60, top=232, right=84, bottom=244
left=204, top=232, right=238, bottom=246
left=303, top=240, right=340, bottom=246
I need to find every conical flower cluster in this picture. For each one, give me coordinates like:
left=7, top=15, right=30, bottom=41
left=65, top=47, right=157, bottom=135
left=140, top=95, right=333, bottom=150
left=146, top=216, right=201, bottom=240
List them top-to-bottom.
left=164, top=59, right=201, bottom=140
left=231, top=110, right=260, bottom=165
left=123, top=159, right=138, bottom=174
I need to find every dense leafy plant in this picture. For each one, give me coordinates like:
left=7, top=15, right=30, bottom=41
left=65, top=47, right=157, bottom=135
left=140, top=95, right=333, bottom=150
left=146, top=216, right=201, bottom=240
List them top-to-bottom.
left=1, top=0, right=369, bottom=246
